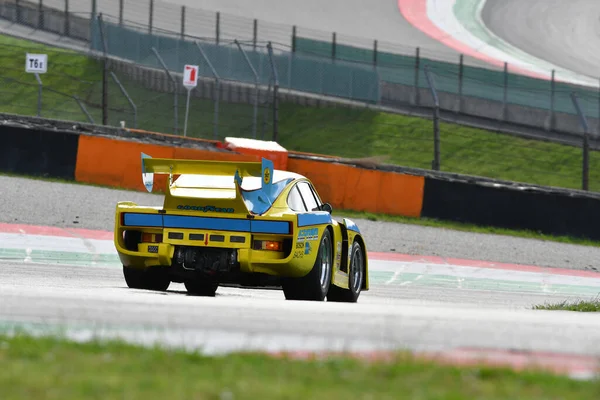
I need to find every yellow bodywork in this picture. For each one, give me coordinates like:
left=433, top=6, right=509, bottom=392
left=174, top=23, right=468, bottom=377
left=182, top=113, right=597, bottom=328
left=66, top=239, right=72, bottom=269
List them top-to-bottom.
left=113, top=156, right=369, bottom=291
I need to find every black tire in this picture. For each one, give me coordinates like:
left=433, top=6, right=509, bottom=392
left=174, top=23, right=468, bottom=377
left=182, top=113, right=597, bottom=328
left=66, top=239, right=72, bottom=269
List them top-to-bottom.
left=282, top=228, right=333, bottom=301
left=327, top=240, right=364, bottom=303
left=123, top=266, right=171, bottom=291
left=185, top=278, right=218, bottom=297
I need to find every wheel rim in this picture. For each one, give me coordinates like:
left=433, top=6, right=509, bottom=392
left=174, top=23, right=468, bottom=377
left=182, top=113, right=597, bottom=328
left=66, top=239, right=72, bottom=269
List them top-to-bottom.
left=319, top=235, right=332, bottom=289
left=351, top=246, right=363, bottom=293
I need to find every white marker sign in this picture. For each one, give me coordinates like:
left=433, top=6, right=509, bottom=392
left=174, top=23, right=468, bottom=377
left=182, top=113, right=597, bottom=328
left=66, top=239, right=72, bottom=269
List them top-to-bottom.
left=25, top=53, right=48, bottom=74
left=183, top=64, right=199, bottom=88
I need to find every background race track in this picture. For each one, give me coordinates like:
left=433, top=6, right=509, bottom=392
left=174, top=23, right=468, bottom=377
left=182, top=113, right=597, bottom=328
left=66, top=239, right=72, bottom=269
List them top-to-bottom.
left=482, top=0, right=600, bottom=79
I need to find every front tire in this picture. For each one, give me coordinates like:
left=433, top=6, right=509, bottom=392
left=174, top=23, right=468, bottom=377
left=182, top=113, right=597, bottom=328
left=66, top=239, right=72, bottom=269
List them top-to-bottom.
left=282, top=228, right=333, bottom=301
left=327, top=240, right=364, bottom=303
left=123, top=266, right=171, bottom=291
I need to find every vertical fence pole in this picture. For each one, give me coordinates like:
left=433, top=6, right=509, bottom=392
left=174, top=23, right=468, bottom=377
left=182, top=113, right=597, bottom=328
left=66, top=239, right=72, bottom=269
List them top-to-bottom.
left=15, top=0, right=20, bottom=23
left=37, top=0, right=43, bottom=30
left=64, top=0, right=70, bottom=37
left=119, top=0, right=123, bottom=25
left=148, top=0, right=154, bottom=34
left=180, top=6, right=185, bottom=39
left=215, top=12, right=220, bottom=45
left=97, top=13, right=109, bottom=125
left=253, top=19, right=257, bottom=50
left=292, top=25, right=297, bottom=52
left=332, top=32, right=336, bottom=60
left=235, top=39, right=259, bottom=138
left=373, top=40, right=378, bottom=66
left=195, top=41, right=220, bottom=140
left=267, top=42, right=279, bottom=142
left=151, top=47, right=179, bottom=134
left=414, top=47, right=420, bottom=105
left=458, top=54, right=464, bottom=113
left=503, top=61, right=508, bottom=120
left=424, top=65, right=441, bottom=171
left=550, top=70, right=556, bottom=131
left=110, top=71, right=138, bottom=128
left=35, top=73, right=42, bottom=117
left=571, top=92, right=590, bottom=191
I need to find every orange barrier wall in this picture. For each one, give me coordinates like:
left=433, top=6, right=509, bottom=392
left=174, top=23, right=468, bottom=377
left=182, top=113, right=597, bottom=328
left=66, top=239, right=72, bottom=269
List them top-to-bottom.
left=74, top=135, right=424, bottom=217
left=74, top=136, right=259, bottom=192
left=287, top=158, right=424, bottom=218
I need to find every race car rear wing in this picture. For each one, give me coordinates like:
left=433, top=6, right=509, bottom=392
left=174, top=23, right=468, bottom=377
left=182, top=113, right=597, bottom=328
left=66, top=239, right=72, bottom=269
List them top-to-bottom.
left=140, top=152, right=276, bottom=202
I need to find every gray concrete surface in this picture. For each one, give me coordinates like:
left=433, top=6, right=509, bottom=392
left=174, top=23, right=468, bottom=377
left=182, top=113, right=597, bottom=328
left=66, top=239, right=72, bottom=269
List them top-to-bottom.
left=482, top=0, right=600, bottom=80
left=2, top=174, right=600, bottom=271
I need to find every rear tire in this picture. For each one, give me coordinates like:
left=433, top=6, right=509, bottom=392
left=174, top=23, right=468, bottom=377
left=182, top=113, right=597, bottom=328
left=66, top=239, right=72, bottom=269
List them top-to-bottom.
left=282, top=229, right=333, bottom=301
left=327, top=240, right=364, bottom=303
left=123, top=266, right=171, bottom=291
left=185, top=277, right=218, bottom=297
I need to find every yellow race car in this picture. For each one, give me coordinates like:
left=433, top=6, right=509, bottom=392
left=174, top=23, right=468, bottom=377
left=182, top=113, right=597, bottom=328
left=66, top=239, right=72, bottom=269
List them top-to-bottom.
left=113, top=153, right=369, bottom=302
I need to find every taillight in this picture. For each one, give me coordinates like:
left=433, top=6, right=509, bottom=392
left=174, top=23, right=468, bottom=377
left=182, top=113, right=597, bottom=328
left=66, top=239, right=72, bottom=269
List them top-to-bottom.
left=141, top=233, right=163, bottom=243
left=253, top=240, right=282, bottom=251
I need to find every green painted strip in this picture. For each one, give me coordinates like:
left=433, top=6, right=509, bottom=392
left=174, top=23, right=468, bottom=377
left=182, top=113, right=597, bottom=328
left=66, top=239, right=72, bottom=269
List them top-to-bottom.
left=0, top=248, right=121, bottom=267
left=368, top=271, right=600, bottom=296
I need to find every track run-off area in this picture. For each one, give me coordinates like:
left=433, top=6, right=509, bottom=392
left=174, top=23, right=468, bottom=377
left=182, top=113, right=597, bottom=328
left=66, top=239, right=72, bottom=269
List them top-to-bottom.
left=2, top=176, right=600, bottom=379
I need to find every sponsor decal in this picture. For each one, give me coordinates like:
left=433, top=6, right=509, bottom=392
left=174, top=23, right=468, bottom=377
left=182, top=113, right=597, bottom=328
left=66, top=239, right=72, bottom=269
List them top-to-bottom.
left=177, top=205, right=234, bottom=213
left=297, top=227, right=319, bottom=242
left=304, top=241, right=312, bottom=255
left=335, top=241, right=341, bottom=268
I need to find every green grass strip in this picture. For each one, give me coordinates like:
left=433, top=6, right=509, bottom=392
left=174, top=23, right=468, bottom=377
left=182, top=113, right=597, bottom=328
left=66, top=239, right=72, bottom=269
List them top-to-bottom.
left=534, top=297, right=600, bottom=312
left=0, top=333, right=598, bottom=399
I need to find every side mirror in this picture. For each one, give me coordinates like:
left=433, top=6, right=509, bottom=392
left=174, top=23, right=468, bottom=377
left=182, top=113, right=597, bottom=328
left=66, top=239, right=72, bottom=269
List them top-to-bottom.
left=321, top=203, right=333, bottom=214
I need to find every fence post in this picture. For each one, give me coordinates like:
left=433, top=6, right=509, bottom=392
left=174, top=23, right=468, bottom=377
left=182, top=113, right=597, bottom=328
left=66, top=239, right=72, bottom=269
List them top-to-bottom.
left=15, top=0, right=20, bottom=23
left=38, top=0, right=43, bottom=30
left=64, top=0, right=70, bottom=36
left=119, top=0, right=123, bottom=25
left=148, top=0, right=154, bottom=34
left=180, top=6, right=185, bottom=39
left=216, top=12, right=220, bottom=45
left=97, top=13, right=109, bottom=125
left=253, top=19, right=257, bottom=50
left=292, top=25, right=297, bottom=52
left=332, top=32, right=336, bottom=60
left=235, top=39, right=259, bottom=138
left=373, top=40, right=378, bottom=66
left=195, top=41, right=220, bottom=140
left=267, top=42, right=279, bottom=142
left=151, top=47, right=179, bottom=134
left=414, top=47, right=420, bottom=105
left=458, top=54, right=463, bottom=113
left=502, top=62, right=508, bottom=120
left=424, top=65, right=441, bottom=171
left=550, top=70, right=556, bottom=131
left=110, top=71, right=138, bottom=128
left=34, top=73, right=42, bottom=117
left=570, top=92, right=590, bottom=191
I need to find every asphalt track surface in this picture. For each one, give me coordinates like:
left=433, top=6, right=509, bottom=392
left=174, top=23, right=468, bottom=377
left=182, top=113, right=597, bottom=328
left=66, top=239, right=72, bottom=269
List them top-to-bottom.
left=482, top=0, right=600, bottom=80
left=3, top=174, right=600, bottom=370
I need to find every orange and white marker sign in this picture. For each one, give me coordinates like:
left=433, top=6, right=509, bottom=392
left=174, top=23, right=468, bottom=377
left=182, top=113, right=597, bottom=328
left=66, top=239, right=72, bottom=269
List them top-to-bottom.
left=183, top=64, right=199, bottom=88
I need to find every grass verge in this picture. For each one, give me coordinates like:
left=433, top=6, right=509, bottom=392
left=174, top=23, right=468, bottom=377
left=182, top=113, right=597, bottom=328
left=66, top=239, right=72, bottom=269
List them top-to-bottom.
left=1, top=35, right=599, bottom=192
left=534, top=297, right=600, bottom=312
left=0, top=334, right=598, bottom=399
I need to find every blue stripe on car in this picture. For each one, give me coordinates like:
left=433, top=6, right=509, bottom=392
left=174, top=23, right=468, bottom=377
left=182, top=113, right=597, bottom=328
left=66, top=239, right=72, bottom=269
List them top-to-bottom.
left=297, top=212, right=332, bottom=227
left=122, top=213, right=290, bottom=234
left=123, top=213, right=163, bottom=227
left=164, top=215, right=251, bottom=231
left=251, top=220, right=290, bottom=234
